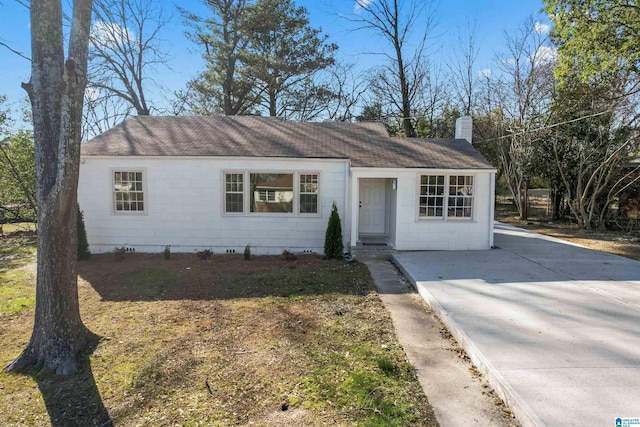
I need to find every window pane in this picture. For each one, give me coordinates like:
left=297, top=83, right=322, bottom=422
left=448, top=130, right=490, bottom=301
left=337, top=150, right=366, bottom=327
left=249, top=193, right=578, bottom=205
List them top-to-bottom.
left=114, top=170, right=144, bottom=212
left=224, top=173, right=244, bottom=213
left=225, top=173, right=243, bottom=192
left=250, top=173, right=293, bottom=213
left=299, top=174, right=318, bottom=214
left=419, top=175, right=445, bottom=217
left=448, top=175, right=473, bottom=218
left=301, top=183, right=318, bottom=193
left=226, top=193, right=244, bottom=213
left=300, top=194, right=318, bottom=214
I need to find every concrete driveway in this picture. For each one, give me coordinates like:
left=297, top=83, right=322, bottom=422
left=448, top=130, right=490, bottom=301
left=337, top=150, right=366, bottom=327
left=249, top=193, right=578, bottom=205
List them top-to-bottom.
left=393, top=223, right=640, bottom=427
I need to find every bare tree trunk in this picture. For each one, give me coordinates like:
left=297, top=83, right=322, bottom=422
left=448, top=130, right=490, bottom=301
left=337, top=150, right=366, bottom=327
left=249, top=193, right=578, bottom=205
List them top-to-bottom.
left=5, top=0, right=96, bottom=376
left=349, top=0, right=430, bottom=138
left=395, top=42, right=415, bottom=137
left=268, top=90, right=277, bottom=117
left=522, top=180, right=529, bottom=220
left=551, top=189, right=564, bottom=219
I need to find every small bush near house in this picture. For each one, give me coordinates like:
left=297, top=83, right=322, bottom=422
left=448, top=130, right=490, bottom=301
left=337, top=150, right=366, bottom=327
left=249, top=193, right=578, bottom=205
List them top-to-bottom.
left=324, top=202, right=344, bottom=259
left=77, top=205, right=90, bottom=261
left=244, top=243, right=251, bottom=260
left=164, top=245, right=171, bottom=260
left=113, top=247, right=127, bottom=259
left=196, top=249, right=213, bottom=260
left=282, top=249, right=297, bottom=260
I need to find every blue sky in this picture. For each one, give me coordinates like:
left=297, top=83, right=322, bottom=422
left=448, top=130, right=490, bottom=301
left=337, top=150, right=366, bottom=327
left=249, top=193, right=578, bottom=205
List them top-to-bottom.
left=0, top=0, right=548, bottom=119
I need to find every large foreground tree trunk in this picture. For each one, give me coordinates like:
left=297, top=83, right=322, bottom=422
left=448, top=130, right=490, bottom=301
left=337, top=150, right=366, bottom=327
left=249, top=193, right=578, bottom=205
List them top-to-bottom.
left=5, top=0, right=96, bottom=375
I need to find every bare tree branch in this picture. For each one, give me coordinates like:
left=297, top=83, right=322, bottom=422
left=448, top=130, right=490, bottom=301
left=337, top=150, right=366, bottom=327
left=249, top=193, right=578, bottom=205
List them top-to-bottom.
left=87, top=0, right=170, bottom=120
left=345, top=0, right=436, bottom=137
left=0, top=39, right=31, bottom=61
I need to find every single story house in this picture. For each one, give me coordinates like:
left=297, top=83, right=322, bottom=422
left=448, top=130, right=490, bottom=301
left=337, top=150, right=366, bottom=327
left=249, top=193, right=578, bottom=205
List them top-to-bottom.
left=78, top=115, right=496, bottom=255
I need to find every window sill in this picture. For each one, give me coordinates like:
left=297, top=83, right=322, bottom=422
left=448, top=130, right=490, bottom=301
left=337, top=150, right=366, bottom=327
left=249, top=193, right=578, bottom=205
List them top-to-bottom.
left=112, top=211, right=147, bottom=216
left=223, top=212, right=322, bottom=218
left=417, top=217, right=475, bottom=223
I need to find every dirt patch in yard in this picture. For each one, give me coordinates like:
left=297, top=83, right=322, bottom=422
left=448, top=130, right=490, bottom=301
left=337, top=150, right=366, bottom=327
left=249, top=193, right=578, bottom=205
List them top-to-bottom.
left=0, top=245, right=437, bottom=426
left=81, top=252, right=366, bottom=301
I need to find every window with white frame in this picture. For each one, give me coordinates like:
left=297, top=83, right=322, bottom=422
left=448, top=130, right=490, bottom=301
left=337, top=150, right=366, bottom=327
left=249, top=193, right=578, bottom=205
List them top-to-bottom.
left=113, top=170, right=145, bottom=213
left=224, top=171, right=319, bottom=215
left=225, top=173, right=244, bottom=213
left=299, top=173, right=319, bottom=214
left=419, top=174, right=473, bottom=219
left=419, top=175, right=445, bottom=217
left=448, top=175, right=473, bottom=218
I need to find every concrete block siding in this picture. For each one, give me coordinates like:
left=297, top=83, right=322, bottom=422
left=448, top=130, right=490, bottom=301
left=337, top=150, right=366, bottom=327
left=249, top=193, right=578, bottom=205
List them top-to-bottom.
left=79, top=157, right=349, bottom=255
left=80, top=157, right=495, bottom=254
left=350, top=169, right=495, bottom=251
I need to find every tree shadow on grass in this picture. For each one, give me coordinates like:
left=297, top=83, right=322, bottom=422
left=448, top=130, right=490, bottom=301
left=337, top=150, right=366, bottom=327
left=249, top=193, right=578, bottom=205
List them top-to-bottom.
left=29, top=339, right=112, bottom=427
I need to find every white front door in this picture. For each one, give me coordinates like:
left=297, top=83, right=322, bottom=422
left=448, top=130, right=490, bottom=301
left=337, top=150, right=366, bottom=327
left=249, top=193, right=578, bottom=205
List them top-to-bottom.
left=359, top=179, right=387, bottom=235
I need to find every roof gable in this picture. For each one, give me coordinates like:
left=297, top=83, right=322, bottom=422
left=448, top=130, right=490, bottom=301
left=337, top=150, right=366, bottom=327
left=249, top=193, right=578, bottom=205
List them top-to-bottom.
left=81, top=115, right=493, bottom=169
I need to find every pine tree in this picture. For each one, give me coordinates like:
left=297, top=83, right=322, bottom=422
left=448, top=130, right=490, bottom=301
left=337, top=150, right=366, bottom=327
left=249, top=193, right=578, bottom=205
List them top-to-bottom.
left=324, top=203, right=343, bottom=259
left=77, top=205, right=91, bottom=261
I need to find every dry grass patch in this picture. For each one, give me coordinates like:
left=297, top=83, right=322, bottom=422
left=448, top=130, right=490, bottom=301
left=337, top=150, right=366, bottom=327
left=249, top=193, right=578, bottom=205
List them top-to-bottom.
left=496, top=193, right=640, bottom=261
left=510, top=222, right=640, bottom=261
left=0, top=246, right=437, bottom=426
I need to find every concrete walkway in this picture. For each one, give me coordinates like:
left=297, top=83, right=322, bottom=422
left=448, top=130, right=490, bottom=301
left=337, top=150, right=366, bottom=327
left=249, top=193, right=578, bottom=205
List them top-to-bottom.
left=393, top=223, right=640, bottom=427
left=359, top=252, right=519, bottom=427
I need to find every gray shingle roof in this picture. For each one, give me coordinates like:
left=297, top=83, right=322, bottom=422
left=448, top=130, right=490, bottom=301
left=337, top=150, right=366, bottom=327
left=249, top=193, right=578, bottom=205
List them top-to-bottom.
left=81, top=115, right=494, bottom=169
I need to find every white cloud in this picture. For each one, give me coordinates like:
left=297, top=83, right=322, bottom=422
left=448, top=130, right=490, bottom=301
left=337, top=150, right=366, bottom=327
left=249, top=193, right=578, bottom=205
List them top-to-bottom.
left=354, top=0, right=375, bottom=14
left=91, top=21, right=133, bottom=48
left=534, top=22, right=551, bottom=34
left=532, top=45, right=558, bottom=65
left=478, top=68, right=492, bottom=79
left=85, top=87, right=100, bottom=101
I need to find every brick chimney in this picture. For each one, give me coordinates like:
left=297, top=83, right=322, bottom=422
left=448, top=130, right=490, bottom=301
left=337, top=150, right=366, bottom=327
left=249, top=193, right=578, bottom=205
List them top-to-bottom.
left=455, top=116, right=473, bottom=144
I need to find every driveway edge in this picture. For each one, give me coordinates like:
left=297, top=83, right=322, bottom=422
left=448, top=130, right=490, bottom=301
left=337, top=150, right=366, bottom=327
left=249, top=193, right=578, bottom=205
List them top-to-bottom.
left=392, top=253, right=545, bottom=427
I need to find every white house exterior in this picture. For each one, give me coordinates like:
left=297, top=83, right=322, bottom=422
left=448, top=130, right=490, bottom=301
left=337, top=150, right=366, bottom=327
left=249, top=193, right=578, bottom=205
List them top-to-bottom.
left=78, top=115, right=496, bottom=254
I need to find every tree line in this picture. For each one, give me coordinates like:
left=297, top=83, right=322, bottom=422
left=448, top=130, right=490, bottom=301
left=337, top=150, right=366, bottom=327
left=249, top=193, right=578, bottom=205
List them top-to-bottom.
left=2, top=0, right=640, bottom=231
